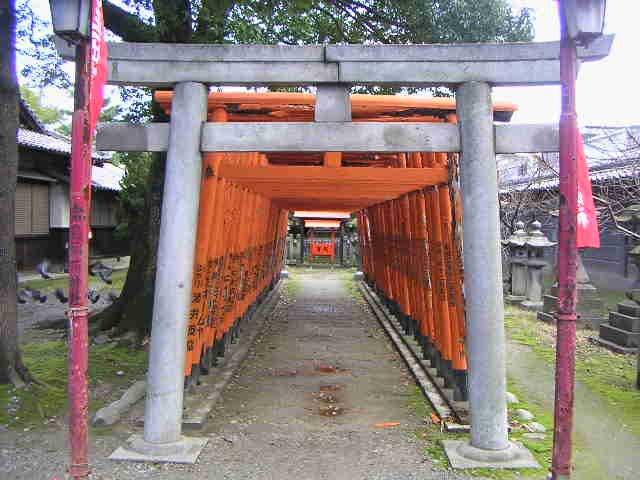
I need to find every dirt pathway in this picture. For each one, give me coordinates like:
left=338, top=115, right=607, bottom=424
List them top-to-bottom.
left=3, top=269, right=473, bottom=479
left=507, top=341, right=639, bottom=479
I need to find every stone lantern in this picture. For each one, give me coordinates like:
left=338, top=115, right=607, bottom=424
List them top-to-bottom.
left=503, top=221, right=529, bottom=303
left=522, top=221, right=555, bottom=310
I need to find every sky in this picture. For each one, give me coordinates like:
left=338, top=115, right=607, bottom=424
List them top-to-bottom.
left=24, top=0, right=640, bottom=127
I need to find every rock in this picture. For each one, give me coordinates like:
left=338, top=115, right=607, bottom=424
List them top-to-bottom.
left=280, top=270, right=290, bottom=278
left=353, top=271, right=364, bottom=280
left=116, top=331, right=137, bottom=347
left=93, top=334, right=110, bottom=345
left=92, top=380, right=146, bottom=426
left=506, top=391, right=519, bottom=404
left=515, top=408, right=534, bottom=421
left=527, top=421, right=547, bottom=433
left=523, top=432, right=546, bottom=440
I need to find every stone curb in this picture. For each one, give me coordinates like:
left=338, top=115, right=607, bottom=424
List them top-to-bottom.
left=358, top=281, right=470, bottom=432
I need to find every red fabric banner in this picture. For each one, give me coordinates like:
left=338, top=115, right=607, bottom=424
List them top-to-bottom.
left=89, top=0, right=108, bottom=138
left=576, top=131, right=600, bottom=249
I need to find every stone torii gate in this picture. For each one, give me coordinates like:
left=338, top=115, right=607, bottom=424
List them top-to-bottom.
left=61, top=36, right=612, bottom=467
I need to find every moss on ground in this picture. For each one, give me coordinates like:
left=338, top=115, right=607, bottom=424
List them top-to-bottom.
left=505, top=306, right=640, bottom=437
left=0, top=340, right=147, bottom=429
left=408, top=384, right=554, bottom=479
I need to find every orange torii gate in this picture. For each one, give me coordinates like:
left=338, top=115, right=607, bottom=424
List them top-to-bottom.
left=84, top=37, right=611, bottom=470
left=293, top=210, right=351, bottom=263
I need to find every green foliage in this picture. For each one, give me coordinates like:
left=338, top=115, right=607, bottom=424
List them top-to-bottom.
left=16, top=0, right=70, bottom=89
left=20, top=85, right=72, bottom=135
left=111, top=152, right=154, bottom=242
left=505, top=306, right=640, bottom=437
left=0, top=341, right=147, bottom=428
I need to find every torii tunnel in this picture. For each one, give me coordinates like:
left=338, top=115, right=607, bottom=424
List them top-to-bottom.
left=153, top=91, right=516, bottom=393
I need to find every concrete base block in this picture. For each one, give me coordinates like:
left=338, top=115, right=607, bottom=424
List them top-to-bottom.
left=280, top=269, right=289, bottom=278
left=353, top=271, right=364, bottom=280
left=505, top=295, right=525, bottom=305
left=520, top=300, right=543, bottom=311
left=109, top=434, right=208, bottom=464
left=443, top=440, right=539, bottom=469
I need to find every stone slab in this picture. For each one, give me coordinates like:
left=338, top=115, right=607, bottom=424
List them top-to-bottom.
left=618, top=301, right=640, bottom=318
left=610, top=311, right=640, bottom=333
left=599, top=323, right=640, bottom=348
left=594, top=336, right=639, bottom=355
left=109, top=434, right=208, bottom=464
left=443, top=440, right=540, bottom=469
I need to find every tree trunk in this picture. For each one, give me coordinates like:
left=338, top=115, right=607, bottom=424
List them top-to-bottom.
left=0, top=0, right=32, bottom=387
left=95, top=0, right=197, bottom=334
left=95, top=149, right=166, bottom=335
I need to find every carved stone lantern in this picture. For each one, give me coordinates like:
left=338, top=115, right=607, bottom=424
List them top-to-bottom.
left=503, top=221, right=529, bottom=303
left=522, top=221, right=555, bottom=310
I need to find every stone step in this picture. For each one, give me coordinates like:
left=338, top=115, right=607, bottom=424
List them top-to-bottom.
left=617, top=301, right=640, bottom=318
left=537, top=311, right=555, bottom=324
left=609, top=311, right=640, bottom=333
left=599, top=323, right=640, bottom=348
left=595, top=336, right=639, bottom=354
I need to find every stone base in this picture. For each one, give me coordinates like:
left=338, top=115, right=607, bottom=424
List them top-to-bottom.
left=280, top=269, right=289, bottom=278
left=353, top=271, right=364, bottom=281
left=544, top=284, right=607, bottom=330
left=505, top=294, right=526, bottom=305
left=520, top=300, right=543, bottom=311
left=537, top=311, right=555, bottom=324
left=598, top=323, right=640, bottom=349
left=593, top=336, right=639, bottom=354
left=109, top=434, right=208, bottom=464
left=443, top=440, right=539, bottom=469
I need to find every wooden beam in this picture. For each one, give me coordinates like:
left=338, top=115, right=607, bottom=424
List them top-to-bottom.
left=217, top=165, right=448, bottom=186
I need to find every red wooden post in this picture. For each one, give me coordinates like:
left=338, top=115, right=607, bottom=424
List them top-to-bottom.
left=552, top=2, right=579, bottom=478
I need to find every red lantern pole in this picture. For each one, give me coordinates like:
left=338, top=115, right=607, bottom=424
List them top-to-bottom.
left=552, top=2, right=579, bottom=478
left=67, top=9, right=93, bottom=480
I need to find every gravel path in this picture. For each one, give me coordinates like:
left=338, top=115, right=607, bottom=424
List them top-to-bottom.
left=2, top=269, right=474, bottom=479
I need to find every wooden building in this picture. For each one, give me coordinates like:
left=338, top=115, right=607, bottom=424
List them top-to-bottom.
left=15, top=100, right=127, bottom=270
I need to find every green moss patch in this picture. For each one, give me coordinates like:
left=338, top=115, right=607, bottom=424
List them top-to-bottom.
left=505, top=306, right=640, bottom=437
left=0, top=340, right=147, bottom=429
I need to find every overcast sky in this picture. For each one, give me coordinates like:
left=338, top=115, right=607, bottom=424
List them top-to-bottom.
left=26, top=0, right=639, bottom=126
left=495, top=0, right=640, bottom=125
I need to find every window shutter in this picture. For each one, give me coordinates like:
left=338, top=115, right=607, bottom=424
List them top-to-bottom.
left=15, top=183, right=31, bottom=235
left=31, top=183, right=50, bottom=234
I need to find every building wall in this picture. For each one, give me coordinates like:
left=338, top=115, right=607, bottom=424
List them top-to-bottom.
left=16, top=148, right=125, bottom=269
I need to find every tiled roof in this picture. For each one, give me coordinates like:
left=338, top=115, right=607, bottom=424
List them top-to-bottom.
left=18, top=128, right=109, bottom=161
left=91, top=163, right=124, bottom=191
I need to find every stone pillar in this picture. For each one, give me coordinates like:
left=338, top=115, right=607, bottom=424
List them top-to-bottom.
left=444, top=81, right=537, bottom=468
left=110, top=82, right=208, bottom=463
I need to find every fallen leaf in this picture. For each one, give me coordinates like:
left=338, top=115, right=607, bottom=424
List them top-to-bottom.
left=430, top=413, right=441, bottom=424
left=374, top=421, right=401, bottom=428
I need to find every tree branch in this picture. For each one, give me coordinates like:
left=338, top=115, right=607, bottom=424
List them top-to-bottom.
left=104, top=0, right=158, bottom=42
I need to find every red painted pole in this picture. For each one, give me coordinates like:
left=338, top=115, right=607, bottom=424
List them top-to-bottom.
left=552, top=2, right=579, bottom=479
left=67, top=21, right=93, bottom=480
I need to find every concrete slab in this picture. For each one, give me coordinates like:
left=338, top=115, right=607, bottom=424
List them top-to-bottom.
left=109, top=434, right=208, bottom=464
left=443, top=440, right=539, bottom=469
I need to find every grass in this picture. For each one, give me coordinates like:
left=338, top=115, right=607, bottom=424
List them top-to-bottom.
left=20, top=269, right=128, bottom=294
left=505, top=306, right=640, bottom=437
left=0, top=340, right=147, bottom=429
left=407, top=385, right=552, bottom=479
